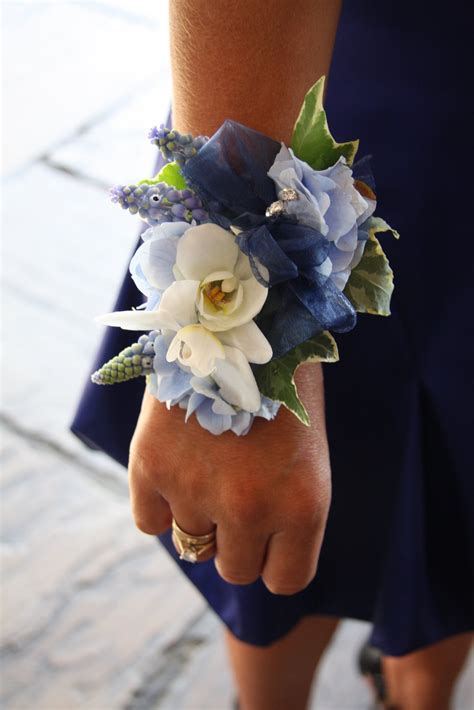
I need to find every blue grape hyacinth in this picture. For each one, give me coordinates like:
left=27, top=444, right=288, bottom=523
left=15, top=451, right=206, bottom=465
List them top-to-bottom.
left=148, top=125, right=208, bottom=166
left=110, top=182, right=208, bottom=227
left=91, top=332, right=157, bottom=384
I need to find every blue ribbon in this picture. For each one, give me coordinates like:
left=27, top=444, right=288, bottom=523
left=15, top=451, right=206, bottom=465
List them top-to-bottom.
left=183, top=119, right=280, bottom=217
left=183, top=120, right=357, bottom=357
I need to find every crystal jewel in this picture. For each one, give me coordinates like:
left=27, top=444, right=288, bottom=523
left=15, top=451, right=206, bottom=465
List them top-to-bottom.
left=278, top=187, right=299, bottom=201
left=265, top=188, right=300, bottom=218
left=265, top=200, right=285, bottom=218
left=180, top=548, right=198, bottom=563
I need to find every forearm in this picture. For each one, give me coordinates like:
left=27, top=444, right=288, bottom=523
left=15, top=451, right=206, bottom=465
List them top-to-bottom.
left=169, top=0, right=342, bottom=142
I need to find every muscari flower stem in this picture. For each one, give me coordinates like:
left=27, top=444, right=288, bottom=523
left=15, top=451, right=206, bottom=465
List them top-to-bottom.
left=148, top=125, right=208, bottom=166
left=91, top=332, right=157, bottom=385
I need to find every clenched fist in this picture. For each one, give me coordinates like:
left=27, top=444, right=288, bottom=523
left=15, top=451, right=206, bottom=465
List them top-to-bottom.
left=128, top=362, right=331, bottom=596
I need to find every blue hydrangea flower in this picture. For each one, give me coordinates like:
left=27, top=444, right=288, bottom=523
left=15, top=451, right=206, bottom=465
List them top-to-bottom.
left=267, top=146, right=376, bottom=290
left=129, top=221, right=191, bottom=309
left=147, top=333, right=280, bottom=436
left=149, top=333, right=193, bottom=403
left=182, top=377, right=280, bottom=436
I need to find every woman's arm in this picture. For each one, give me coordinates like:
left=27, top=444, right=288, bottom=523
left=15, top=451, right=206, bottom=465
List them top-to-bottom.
left=128, top=0, right=342, bottom=595
left=170, top=0, right=342, bottom=142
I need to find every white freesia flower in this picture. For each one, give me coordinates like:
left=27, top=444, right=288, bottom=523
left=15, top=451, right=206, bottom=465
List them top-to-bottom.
left=96, top=222, right=272, bottom=413
left=97, top=222, right=272, bottom=360
left=174, top=223, right=268, bottom=332
left=166, top=324, right=225, bottom=378
left=213, top=345, right=262, bottom=412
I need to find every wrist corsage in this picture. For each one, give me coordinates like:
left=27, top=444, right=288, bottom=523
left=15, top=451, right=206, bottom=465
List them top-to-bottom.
left=93, top=77, right=398, bottom=435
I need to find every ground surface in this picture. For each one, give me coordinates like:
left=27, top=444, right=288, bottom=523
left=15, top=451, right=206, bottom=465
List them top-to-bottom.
left=1, top=2, right=472, bottom=709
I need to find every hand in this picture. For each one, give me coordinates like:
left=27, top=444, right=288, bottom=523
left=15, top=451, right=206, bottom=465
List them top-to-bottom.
left=128, top=362, right=331, bottom=595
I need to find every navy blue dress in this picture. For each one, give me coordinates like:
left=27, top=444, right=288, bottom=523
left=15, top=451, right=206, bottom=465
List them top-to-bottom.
left=71, top=1, right=474, bottom=655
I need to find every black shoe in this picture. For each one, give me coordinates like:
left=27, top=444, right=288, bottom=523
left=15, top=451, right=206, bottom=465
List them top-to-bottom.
left=358, top=640, right=388, bottom=707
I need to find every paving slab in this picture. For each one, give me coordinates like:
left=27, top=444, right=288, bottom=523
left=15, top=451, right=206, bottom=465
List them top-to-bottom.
left=2, top=2, right=168, bottom=177
left=50, top=82, right=171, bottom=187
left=1, top=162, right=147, bottom=471
left=0, top=425, right=206, bottom=710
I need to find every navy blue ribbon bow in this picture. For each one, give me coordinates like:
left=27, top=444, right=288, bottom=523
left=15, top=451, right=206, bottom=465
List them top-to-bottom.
left=183, top=120, right=356, bottom=358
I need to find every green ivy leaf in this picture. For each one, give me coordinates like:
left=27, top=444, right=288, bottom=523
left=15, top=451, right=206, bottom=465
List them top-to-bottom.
left=291, top=76, right=359, bottom=169
left=138, top=161, right=187, bottom=189
left=343, top=218, right=399, bottom=316
left=255, top=331, right=339, bottom=426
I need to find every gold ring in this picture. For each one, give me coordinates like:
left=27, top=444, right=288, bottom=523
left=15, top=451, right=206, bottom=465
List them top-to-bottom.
left=171, top=518, right=217, bottom=563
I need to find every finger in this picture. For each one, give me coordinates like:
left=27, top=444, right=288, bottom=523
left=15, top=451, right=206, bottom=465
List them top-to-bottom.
left=129, top=468, right=173, bottom=535
left=170, top=500, right=217, bottom=562
left=214, top=524, right=269, bottom=585
left=261, top=525, right=324, bottom=596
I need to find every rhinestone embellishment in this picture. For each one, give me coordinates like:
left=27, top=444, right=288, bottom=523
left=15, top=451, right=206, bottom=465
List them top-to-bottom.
left=265, top=188, right=300, bottom=218
left=278, top=188, right=299, bottom=201
left=179, top=548, right=198, bottom=563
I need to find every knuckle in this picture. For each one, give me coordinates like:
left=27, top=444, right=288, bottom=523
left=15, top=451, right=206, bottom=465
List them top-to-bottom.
left=128, top=443, right=152, bottom=479
left=129, top=443, right=172, bottom=494
left=288, top=487, right=331, bottom=528
left=225, top=496, right=268, bottom=528
left=133, top=517, right=165, bottom=536
left=197, top=548, right=216, bottom=563
left=215, top=561, right=259, bottom=586
left=263, top=575, right=315, bottom=596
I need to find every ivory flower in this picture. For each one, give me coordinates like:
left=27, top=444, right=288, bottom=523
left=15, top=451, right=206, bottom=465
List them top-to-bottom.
left=97, top=223, right=272, bottom=368
left=173, top=223, right=268, bottom=331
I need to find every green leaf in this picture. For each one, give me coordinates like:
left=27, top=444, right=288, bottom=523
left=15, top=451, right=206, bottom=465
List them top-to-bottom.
left=291, top=76, right=359, bottom=169
left=138, top=161, right=187, bottom=189
left=343, top=218, right=399, bottom=316
left=255, top=331, right=339, bottom=426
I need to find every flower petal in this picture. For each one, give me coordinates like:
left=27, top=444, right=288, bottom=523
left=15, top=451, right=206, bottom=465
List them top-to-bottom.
left=325, top=187, right=356, bottom=241
left=356, top=197, right=376, bottom=227
left=141, top=221, right=190, bottom=243
left=335, top=223, right=358, bottom=252
left=176, top=224, right=239, bottom=280
left=130, top=234, right=180, bottom=292
left=349, top=239, right=367, bottom=270
left=328, top=242, right=355, bottom=272
left=233, top=251, right=253, bottom=280
left=316, top=256, right=333, bottom=277
left=331, top=268, right=351, bottom=291
left=201, top=270, right=235, bottom=286
left=201, top=275, right=268, bottom=332
left=158, top=280, right=200, bottom=328
left=198, top=281, right=244, bottom=322
left=95, top=309, right=165, bottom=331
left=217, top=321, right=272, bottom=364
left=167, top=324, right=225, bottom=377
left=153, top=334, right=178, bottom=376
left=213, top=346, right=261, bottom=412
left=157, top=367, right=192, bottom=403
left=190, top=375, right=220, bottom=400
left=189, top=376, right=237, bottom=416
left=185, top=391, right=207, bottom=422
left=257, top=397, right=281, bottom=421
left=195, top=400, right=232, bottom=436
left=230, top=411, right=253, bottom=435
